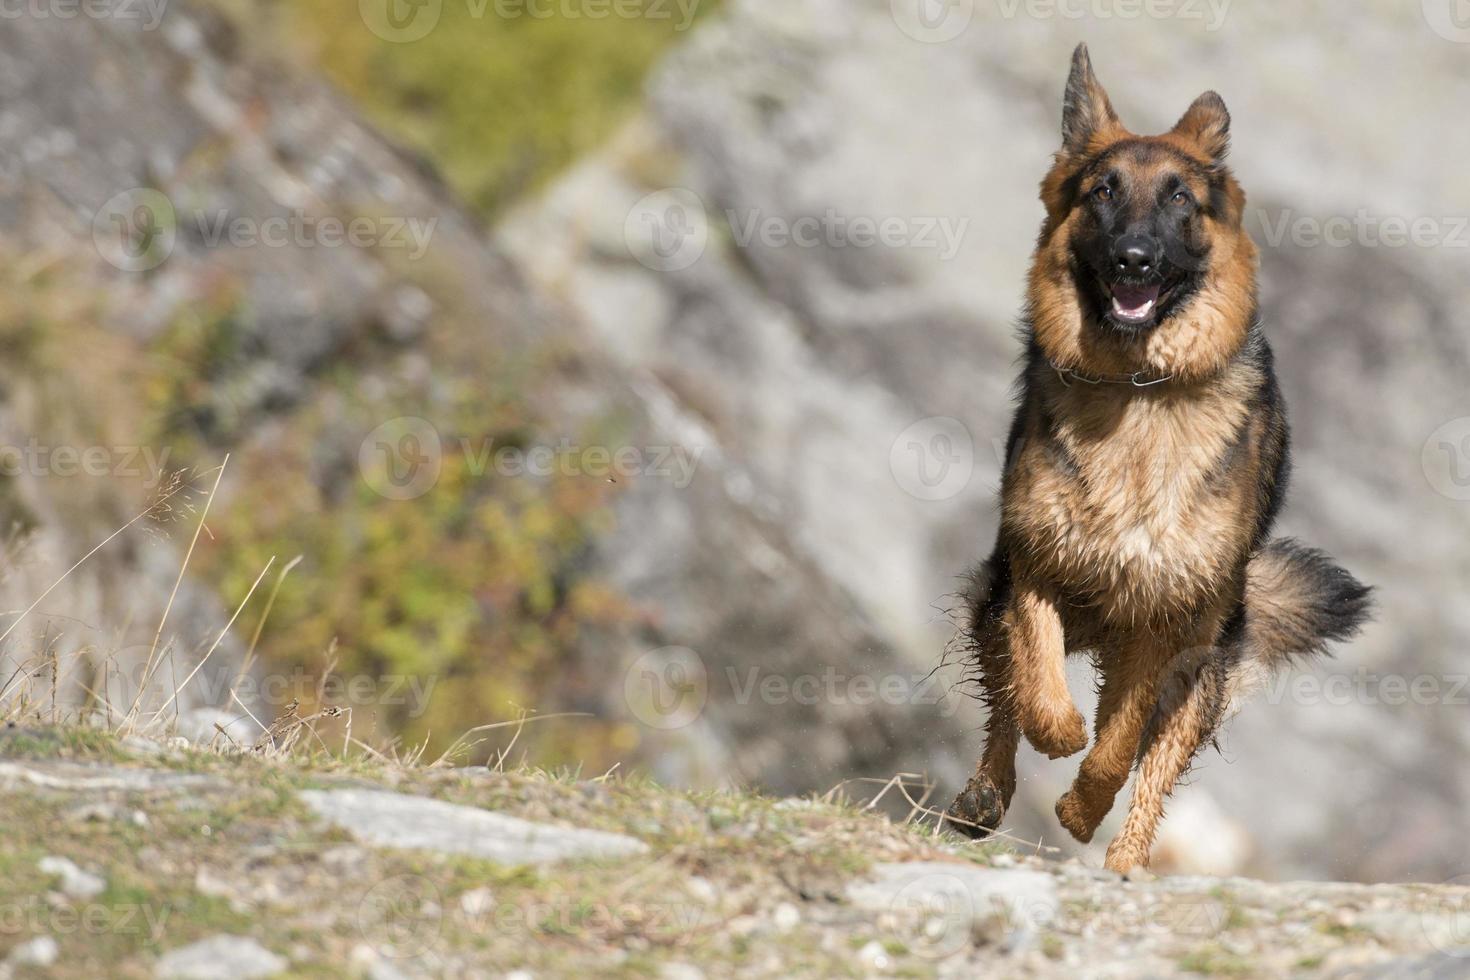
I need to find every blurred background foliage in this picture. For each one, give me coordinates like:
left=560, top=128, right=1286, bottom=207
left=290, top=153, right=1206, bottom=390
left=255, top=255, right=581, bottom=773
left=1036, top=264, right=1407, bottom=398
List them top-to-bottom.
left=212, top=0, right=719, bottom=215
left=0, top=250, right=636, bottom=765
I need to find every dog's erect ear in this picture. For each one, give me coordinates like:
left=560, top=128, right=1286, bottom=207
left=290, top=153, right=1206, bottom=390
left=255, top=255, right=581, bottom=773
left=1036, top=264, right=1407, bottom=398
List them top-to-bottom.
left=1061, top=43, right=1120, bottom=155
left=1171, top=91, right=1231, bottom=162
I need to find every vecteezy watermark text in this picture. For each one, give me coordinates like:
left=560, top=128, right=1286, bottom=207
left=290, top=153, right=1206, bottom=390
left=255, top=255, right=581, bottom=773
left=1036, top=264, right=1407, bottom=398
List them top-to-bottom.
left=0, top=0, right=168, bottom=29
left=358, top=0, right=704, bottom=43
left=890, top=0, right=1229, bottom=44
left=92, top=188, right=437, bottom=272
left=623, top=188, right=971, bottom=273
left=1254, top=208, right=1470, bottom=250
left=726, top=209, right=969, bottom=262
left=360, top=417, right=704, bottom=501
left=0, top=441, right=171, bottom=485
left=622, top=646, right=961, bottom=730
left=726, top=665, right=959, bottom=717
left=1262, top=669, right=1470, bottom=708
left=0, top=896, right=170, bottom=940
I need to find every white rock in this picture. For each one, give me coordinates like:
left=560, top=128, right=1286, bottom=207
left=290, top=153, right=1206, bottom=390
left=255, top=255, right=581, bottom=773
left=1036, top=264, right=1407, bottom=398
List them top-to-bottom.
left=0, top=762, right=220, bottom=793
left=299, top=789, right=649, bottom=865
left=38, top=856, right=105, bottom=900
left=848, top=861, right=1060, bottom=959
left=850, top=862, right=1059, bottom=927
left=685, top=876, right=718, bottom=904
left=459, top=887, right=495, bottom=917
left=773, top=902, right=801, bottom=932
left=154, top=935, right=286, bottom=979
left=8, top=936, right=59, bottom=967
left=856, top=940, right=891, bottom=972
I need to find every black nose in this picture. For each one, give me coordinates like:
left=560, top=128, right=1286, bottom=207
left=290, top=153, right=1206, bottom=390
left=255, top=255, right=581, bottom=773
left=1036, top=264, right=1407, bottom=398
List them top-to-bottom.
left=1113, top=235, right=1160, bottom=275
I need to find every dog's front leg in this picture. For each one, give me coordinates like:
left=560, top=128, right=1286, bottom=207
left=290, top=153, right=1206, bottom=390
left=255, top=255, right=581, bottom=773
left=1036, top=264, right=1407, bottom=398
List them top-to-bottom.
left=1007, top=581, right=1086, bottom=759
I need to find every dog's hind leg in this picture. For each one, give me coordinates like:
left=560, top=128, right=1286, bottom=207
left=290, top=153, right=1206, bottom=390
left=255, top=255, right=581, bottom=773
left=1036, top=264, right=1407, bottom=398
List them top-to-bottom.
left=1098, top=541, right=1371, bottom=870
left=945, top=556, right=1022, bottom=838
left=1054, top=635, right=1174, bottom=842
left=946, top=637, right=1020, bottom=837
left=1101, top=648, right=1224, bottom=873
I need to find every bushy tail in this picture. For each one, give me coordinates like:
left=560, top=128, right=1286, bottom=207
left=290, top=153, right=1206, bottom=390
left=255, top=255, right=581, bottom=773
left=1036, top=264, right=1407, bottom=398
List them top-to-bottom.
left=1219, top=537, right=1373, bottom=717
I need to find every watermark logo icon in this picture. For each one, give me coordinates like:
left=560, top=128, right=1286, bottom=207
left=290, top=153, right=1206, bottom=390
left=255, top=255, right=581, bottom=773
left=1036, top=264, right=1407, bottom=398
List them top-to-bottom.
left=360, top=0, right=443, bottom=42
left=891, top=0, right=974, bottom=43
left=1423, top=0, right=1470, bottom=41
left=92, top=188, right=176, bottom=272
left=624, top=188, right=709, bottom=272
left=889, top=416, right=974, bottom=501
left=359, top=417, right=443, bottom=501
left=1422, top=417, right=1470, bottom=501
left=624, top=646, right=708, bottom=730
left=358, top=874, right=443, bottom=959
left=886, top=874, right=975, bottom=959
left=1421, top=874, right=1470, bottom=955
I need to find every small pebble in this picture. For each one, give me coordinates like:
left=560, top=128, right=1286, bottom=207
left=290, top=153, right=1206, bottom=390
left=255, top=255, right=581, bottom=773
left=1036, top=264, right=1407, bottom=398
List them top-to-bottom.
left=38, top=856, right=105, bottom=900
left=685, top=876, right=718, bottom=904
left=459, top=887, right=495, bottom=917
left=772, top=902, right=800, bottom=932
left=155, top=935, right=286, bottom=980
left=8, top=936, right=59, bottom=967
left=857, top=939, right=891, bottom=971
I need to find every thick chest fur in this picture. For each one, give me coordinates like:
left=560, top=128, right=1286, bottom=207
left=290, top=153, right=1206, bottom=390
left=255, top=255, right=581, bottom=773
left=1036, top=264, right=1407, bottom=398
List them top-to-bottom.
left=1003, top=376, right=1261, bottom=625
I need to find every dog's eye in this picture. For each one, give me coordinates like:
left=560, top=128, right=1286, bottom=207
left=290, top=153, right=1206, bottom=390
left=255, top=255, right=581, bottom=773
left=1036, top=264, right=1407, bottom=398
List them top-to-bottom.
left=1093, top=186, right=1113, bottom=202
left=1171, top=190, right=1192, bottom=206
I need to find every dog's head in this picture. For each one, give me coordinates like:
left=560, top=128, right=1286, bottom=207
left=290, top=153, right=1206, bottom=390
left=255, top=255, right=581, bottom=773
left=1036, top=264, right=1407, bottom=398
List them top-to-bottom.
left=1030, top=44, right=1257, bottom=381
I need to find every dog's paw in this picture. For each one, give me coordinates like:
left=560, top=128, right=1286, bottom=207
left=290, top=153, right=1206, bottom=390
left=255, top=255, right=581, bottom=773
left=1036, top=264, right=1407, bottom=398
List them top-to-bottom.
left=1020, top=702, right=1088, bottom=759
left=944, top=778, right=1006, bottom=839
left=1054, top=789, right=1105, bottom=843
left=1103, top=838, right=1151, bottom=876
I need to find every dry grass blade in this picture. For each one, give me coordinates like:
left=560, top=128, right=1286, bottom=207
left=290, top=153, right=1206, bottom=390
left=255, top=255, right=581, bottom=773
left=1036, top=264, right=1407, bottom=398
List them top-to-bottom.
left=128, top=457, right=228, bottom=720
left=0, top=477, right=194, bottom=651
left=229, top=554, right=302, bottom=699
left=132, top=555, right=276, bottom=731
left=429, top=711, right=593, bottom=769
left=823, top=771, right=1061, bottom=854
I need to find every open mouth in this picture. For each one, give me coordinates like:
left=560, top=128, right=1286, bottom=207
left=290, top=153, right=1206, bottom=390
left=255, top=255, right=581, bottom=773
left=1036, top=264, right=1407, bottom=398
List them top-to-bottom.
left=1108, top=282, right=1163, bottom=325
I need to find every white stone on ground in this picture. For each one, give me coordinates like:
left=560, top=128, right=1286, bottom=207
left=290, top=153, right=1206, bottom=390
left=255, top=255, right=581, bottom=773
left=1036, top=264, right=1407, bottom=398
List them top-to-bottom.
left=0, top=761, right=221, bottom=793
left=298, top=788, right=649, bottom=865
left=38, top=855, right=106, bottom=899
left=847, top=861, right=1061, bottom=955
left=154, top=935, right=287, bottom=980
left=7, top=936, right=59, bottom=968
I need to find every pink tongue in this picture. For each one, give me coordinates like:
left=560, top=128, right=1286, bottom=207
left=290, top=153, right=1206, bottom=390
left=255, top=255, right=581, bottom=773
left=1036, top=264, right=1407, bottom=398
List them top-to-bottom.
left=1112, top=283, right=1160, bottom=315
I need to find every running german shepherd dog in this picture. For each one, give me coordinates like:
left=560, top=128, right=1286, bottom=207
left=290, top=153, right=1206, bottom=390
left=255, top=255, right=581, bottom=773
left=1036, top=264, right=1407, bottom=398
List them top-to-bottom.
left=944, top=44, right=1371, bottom=872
